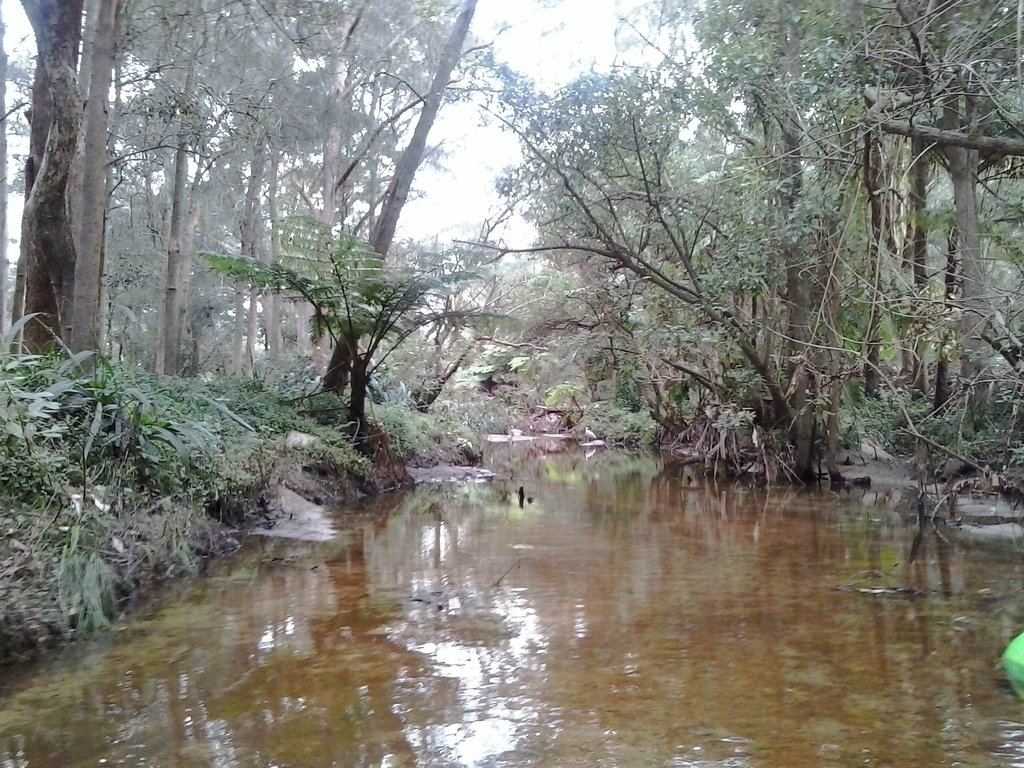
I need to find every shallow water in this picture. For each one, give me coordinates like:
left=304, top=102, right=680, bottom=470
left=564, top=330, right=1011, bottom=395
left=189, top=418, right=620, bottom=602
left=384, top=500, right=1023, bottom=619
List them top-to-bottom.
left=3, top=448, right=1024, bottom=767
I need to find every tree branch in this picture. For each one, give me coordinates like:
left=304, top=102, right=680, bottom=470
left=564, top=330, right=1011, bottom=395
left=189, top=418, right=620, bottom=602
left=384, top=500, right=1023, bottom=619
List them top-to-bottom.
left=870, top=115, right=1024, bottom=157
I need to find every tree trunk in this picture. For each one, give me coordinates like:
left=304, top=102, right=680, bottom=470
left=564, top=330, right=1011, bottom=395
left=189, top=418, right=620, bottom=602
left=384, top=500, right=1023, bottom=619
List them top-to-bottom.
left=20, top=0, right=84, bottom=350
left=69, top=0, right=119, bottom=353
left=323, top=0, right=478, bottom=392
left=369, top=0, right=478, bottom=258
left=0, top=9, right=7, bottom=338
left=778, top=11, right=816, bottom=482
left=782, top=121, right=816, bottom=481
left=156, top=126, right=190, bottom=375
left=863, top=130, right=883, bottom=398
left=908, top=134, right=930, bottom=393
left=238, top=139, right=267, bottom=375
left=945, top=142, right=988, bottom=427
left=266, top=147, right=283, bottom=355
left=175, top=195, right=199, bottom=374
left=934, top=230, right=957, bottom=412
left=10, top=253, right=25, bottom=344
left=232, top=286, right=245, bottom=375
left=245, top=287, right=258, bottom=373
left=295, top=301, right=311, bottom=356
left=348, top=340, right=369, bottom=443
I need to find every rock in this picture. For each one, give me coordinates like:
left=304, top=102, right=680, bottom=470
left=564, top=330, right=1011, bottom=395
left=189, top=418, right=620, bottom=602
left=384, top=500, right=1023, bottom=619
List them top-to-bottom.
left=284, top=431, right=319, bottom=450
left=860, top=439, right=894, bottom=461
left=939, top=457, right=976, bottom=481
left=250, top=487, right=335, bottom=542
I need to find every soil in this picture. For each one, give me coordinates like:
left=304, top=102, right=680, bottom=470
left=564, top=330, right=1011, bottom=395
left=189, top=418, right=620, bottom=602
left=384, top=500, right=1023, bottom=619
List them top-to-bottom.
left=834, top=450, right=917, bottom=491
left=250, top=487, right=337, bottom=541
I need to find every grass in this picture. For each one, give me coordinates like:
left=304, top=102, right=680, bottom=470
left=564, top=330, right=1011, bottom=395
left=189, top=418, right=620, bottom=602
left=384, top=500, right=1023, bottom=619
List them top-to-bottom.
left=0, top=339, right=381, bottom=663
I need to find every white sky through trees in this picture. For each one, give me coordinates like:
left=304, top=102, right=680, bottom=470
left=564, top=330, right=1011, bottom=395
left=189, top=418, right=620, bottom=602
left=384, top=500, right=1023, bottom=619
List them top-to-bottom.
left=0, top=0, right=641, bottom=261
left=403, top=0, right=646, bottom=243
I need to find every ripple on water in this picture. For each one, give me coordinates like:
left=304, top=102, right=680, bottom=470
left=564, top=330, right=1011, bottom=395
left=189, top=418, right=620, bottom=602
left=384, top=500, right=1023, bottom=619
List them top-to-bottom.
left=3, top=452, right=1024, bottom=767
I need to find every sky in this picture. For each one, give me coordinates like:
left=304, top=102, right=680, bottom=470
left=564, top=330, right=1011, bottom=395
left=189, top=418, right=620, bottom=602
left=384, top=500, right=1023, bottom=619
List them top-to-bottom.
left=0, top=0, right=644, bottom=256
left=401, top=0, right=645, bottom=244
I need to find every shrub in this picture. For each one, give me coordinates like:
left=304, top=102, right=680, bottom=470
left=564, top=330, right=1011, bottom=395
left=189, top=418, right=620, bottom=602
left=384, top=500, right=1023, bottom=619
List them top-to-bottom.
left=581, top=401, right=659, bottom=447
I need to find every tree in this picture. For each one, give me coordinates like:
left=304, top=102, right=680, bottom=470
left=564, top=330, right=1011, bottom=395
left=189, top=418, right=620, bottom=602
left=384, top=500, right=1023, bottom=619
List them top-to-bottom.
left=19, top=0, right=84, bottom=350
left=69, top=0, right=121, bottom=353
left=322, top=0, right=479, bottom=392
left=492, top=0, right=866, bottom=480
left=862, top=0, right=1024, bottom=426
left=0, top=6, right=8, bottom=337
left=205, top=216, right=447, bottom=445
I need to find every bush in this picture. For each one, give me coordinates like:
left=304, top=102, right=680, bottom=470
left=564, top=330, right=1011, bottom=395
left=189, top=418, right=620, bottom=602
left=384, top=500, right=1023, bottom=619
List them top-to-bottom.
left=368, top=401, right=479, bottom=464
left=581, top=401, right=659, bottom=447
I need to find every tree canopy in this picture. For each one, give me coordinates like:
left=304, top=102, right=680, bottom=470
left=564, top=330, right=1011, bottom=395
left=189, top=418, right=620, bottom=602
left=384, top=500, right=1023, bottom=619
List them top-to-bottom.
left=3, top=0, right=1024, bottom=479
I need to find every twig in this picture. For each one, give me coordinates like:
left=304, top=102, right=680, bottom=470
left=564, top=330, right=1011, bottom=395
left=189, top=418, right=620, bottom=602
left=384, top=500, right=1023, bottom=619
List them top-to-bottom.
left=494, top=557, right=522, bottom=587
left=837, top=564, right=900, bottom=591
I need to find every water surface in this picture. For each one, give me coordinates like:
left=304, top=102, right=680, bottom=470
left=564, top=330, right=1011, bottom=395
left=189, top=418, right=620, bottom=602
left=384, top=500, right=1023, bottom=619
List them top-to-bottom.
left=3, top=448, right=1024, bottom=767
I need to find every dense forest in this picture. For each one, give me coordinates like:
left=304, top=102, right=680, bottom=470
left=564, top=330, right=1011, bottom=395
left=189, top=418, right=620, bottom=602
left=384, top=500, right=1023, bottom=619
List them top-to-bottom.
left=1, top=0, right=1023, bottom=654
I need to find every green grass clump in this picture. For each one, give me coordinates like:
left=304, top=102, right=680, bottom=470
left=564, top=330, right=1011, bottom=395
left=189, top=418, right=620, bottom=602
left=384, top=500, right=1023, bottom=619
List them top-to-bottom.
left=0, top=339, right=373, bottom=658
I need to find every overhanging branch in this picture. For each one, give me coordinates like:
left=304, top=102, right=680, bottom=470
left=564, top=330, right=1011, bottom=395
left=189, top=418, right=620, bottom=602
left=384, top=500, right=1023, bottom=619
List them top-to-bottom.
left=871, top=115, right=1024, bottom=157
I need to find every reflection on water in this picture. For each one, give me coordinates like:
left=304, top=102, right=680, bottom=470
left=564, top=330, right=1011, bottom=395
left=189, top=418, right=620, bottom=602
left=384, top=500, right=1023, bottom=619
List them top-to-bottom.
left=4, top=447, right=1024, bottom=767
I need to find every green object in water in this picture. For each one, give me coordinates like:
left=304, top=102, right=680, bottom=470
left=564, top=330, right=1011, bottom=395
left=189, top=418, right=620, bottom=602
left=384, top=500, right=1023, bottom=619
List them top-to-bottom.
left=1002, top=632, right=1024, bottom=698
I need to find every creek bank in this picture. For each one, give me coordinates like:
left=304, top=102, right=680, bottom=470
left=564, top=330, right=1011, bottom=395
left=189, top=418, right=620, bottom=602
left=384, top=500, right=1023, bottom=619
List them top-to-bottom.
left=4, top=427, right=1019, bottom=669
left=0, top=430, right=403, bottom=668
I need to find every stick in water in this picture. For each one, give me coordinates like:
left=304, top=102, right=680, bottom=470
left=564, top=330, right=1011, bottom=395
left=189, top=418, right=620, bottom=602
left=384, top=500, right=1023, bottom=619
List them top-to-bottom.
left=494, top=557, right=522, bottom=587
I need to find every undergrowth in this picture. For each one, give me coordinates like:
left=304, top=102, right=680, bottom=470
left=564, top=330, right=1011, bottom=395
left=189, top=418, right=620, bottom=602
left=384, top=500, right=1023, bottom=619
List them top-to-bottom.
left=0, top=327, right=375, bottom=659
left=845, top=383, right=1023, bottom=474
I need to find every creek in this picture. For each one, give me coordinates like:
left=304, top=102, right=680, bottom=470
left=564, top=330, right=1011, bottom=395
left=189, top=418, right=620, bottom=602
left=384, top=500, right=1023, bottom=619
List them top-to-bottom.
left=2, top=446, right=1024, bottom=767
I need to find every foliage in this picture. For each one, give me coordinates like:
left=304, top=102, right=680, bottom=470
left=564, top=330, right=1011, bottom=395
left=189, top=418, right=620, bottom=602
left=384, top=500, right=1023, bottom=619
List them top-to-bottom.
left=204, top=215, right=472, bottom=442
left=0, top=336, right=379, bottom=651
left=847, top=383, right=1020, bottom=476
left=372, top=401, right=478, bottom=463
left=580, top=401, right=659, bottom=448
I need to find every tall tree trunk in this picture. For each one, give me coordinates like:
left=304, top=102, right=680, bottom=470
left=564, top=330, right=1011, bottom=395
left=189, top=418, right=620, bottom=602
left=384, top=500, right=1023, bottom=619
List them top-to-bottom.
left=20, top=0, right=84, bottom=350
left=69, top=0, right=119, bottom=353
left=322, top=0, right=478, bottom=393
left=369, top=0, right=478, bottom=258
left=0, top=7, right=8, bottom=337
left=779, top=8, right=816, bottom=482
left=97, top=48, right=122, bottom=355
left=781, top=121, right=816, bottom=481
left=156, top=124, right=190, bottom=374
left=863, top=130, right=883, bottom=398
left=908, top=134, right=930, bottom=393
left=238, top=140, right=266, bottom=376
left=945, top=142, right=988, bottom=427
left=266, top=148, right=283, bottom=355
left=176, top=195, right=199, bottom=374
left=934, top=230, right=957, bottom=411
left=232, top=286, right=245, bottom=375
left=245, top=287, right=258, bottom=373
left=295, top=301, right=311, bottom=356
left=347, top=337, right=369, bottom=442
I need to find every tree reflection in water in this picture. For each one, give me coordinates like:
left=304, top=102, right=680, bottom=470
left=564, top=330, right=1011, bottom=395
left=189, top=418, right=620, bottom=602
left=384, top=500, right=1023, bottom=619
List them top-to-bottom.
left=2, top=448, right=1024, bottom=767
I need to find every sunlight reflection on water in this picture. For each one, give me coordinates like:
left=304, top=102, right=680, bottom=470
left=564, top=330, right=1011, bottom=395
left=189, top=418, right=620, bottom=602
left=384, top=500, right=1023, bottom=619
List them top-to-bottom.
left=389, top=587, right=548, bottom=765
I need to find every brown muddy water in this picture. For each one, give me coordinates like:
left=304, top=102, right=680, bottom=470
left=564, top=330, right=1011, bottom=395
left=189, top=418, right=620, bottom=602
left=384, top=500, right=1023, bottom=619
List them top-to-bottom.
left=3, top=447, right=1024, bottom=767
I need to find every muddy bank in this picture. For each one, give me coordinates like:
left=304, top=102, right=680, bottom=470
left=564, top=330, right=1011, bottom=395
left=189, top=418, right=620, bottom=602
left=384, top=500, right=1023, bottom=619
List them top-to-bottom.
left=0, top=433, right=399, bottom=668
left=0, top=508, right=238, bottom=667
